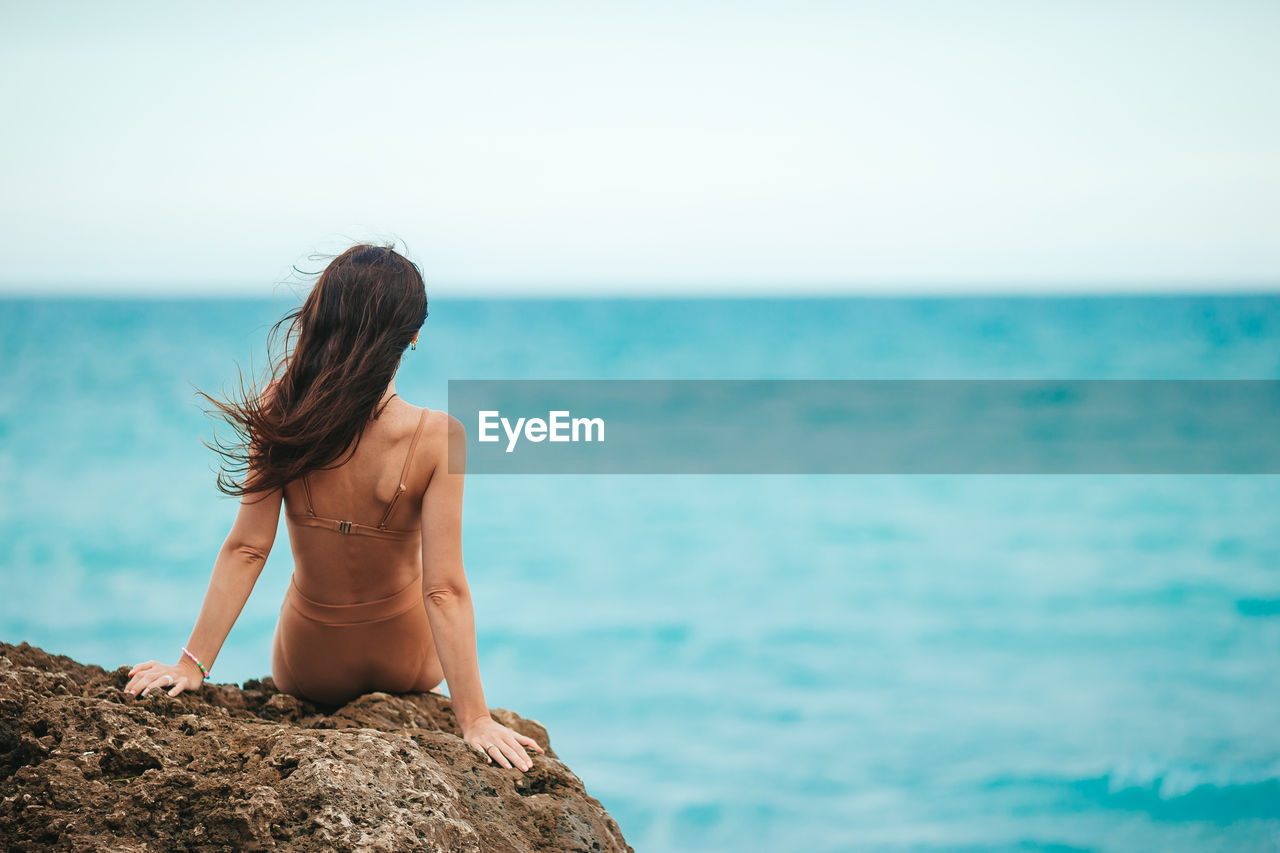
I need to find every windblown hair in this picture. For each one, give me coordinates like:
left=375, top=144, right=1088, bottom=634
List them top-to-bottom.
left=198, top=244, right=428, bottom=497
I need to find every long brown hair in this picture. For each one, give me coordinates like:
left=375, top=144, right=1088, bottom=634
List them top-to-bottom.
left=198, top=244, right=428, bottom=497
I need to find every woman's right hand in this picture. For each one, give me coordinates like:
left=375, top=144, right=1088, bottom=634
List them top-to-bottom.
left=126, top=658, right=204, bottom=698
left=461, top=714, right=545, bottom=771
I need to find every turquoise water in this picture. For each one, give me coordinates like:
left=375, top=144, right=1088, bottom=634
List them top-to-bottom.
left=2, top=294, right=1279, bottom=851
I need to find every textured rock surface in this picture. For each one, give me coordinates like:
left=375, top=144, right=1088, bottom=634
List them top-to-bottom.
left=0, top=642, right=631, bottom=852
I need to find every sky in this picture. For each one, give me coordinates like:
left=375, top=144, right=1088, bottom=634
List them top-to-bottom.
left=1, top=1, right=1277, bottom=296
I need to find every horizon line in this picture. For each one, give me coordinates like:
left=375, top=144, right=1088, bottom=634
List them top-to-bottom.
left=2, top=280, right=1279, bottom=300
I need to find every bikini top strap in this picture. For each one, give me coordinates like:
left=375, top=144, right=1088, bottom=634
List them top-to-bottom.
left=376, top=407, right=430, bottom=529
left=301, top=473, right=317, bottom=517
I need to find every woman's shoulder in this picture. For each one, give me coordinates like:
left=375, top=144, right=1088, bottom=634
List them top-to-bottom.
left=397, top=403, right=458, bottom=431
left=400, top=404, right=464, bottom=470
left=404, top=404, right=464, bottom=439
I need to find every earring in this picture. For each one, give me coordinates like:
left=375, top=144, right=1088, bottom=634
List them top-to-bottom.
left=410, top=338, right=417, bottom=351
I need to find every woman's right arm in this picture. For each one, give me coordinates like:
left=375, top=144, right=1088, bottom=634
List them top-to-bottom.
left=128, top=380, right=282, bottom=698
left=420, top=412, right=543, bottom=772
left=125, top=485, right=281, bottom=698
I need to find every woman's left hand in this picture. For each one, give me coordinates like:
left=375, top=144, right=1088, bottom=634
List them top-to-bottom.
left=125, top=659, right=203, bottom=698
left=461, top=715, right=546, bottom=771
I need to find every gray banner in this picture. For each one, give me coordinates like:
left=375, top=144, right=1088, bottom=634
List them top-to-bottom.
left=447, top=380, right=1280, bottom=474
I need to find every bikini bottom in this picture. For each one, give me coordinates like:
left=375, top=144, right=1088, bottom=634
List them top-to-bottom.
left=271, top=572, right=442, bottom=706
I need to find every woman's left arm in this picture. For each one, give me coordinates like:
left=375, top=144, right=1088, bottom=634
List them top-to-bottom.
left=125, top=486, right=282, bottom=698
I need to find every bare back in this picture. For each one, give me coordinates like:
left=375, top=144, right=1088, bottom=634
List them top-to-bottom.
left=282, top=400, right=432, bottom=604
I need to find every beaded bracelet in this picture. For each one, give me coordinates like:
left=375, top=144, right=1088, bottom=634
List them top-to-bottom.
left=181, top=646, right=210, bottom=677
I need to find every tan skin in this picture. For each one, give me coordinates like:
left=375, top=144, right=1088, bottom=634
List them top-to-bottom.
left=125, top=371, right=543, bottom=773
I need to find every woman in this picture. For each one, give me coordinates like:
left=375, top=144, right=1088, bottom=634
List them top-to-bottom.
left=124, top=244, right=541, bottom=773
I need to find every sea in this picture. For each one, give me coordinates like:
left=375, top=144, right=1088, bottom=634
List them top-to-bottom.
left=2, top=294, right=1278, bottom=852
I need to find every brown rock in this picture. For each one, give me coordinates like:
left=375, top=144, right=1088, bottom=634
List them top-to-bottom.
left=0, top=642, right=631, bottom=852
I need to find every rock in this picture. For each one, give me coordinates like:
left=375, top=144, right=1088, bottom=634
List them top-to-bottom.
left=0, top=642, right=631, bottom=852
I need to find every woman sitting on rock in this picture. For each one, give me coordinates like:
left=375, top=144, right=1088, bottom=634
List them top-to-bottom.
left=124, top=244, right=542, bottom=773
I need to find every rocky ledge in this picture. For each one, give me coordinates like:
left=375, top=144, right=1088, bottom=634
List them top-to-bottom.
left=0, top=642, right=631, bottom=852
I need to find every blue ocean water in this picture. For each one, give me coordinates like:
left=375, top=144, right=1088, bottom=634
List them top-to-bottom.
left=2, top=294, right=1279, bottom=851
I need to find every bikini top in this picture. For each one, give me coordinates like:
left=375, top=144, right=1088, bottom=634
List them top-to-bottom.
left=285, top=407, right=430, bottom=542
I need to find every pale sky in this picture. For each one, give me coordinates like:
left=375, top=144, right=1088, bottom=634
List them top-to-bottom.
left=1, top=1, right=1277, bottom=296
